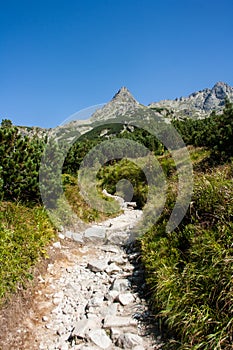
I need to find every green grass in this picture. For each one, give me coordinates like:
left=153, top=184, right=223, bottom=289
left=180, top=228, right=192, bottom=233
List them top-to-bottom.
left=140, top=154, right=233, bottom=349
left=63, top=175, right=120, bottom=223
left=0, top=202, right=55, bottom=302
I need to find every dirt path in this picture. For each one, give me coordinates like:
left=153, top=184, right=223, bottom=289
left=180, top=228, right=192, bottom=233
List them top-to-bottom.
left=0, top=207, right=164, bottom=350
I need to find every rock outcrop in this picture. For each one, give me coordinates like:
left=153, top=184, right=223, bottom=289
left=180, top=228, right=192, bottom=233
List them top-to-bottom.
left=149, top=81, right=233, bottom=119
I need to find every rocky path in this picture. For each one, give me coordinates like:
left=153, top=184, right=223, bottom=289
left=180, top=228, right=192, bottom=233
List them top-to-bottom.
left=5, top=205, right=164, bottom=349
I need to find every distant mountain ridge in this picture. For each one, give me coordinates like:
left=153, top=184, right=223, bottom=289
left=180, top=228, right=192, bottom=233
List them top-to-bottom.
left=149, top=81, right=233, bottom=119
left=11, top=82, right=233, bottom=138
left=89, top=82, right=233, bottom=125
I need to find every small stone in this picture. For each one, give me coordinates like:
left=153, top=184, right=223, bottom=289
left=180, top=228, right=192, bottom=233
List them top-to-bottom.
left=84, top=226, right=106, bottom=242
left=64, top=230, right=73, bottom=239
left=72, top=232, right=84, bottom=243
left=53, top=241, right=61, bottom=249
left=109, top=255, right=127, bottom=265
left=87, top=260, right=108, bottom=273
left=105, top=263, right=122, bottom=275
left=111, top=278, right=130, bottom=292
left=104, top=290, right=119, bottom=302
left=53, top=291, right=64, bottom=305
left=117, top=292, right=135, bottom=306
left=88, top=296, right=104, bottom=307
left=100, top=303, right=118, bottom=318
left=42, top=316, right=49, bottom=322
left=104, top=316, right=137, bottom=328
left=72, top=317, right=101, bottom=338
left=88, top=329, right=112, bottom=349
left=116, top=333, right=143, bottom=349
left=58, top=342, right=69, bottom=350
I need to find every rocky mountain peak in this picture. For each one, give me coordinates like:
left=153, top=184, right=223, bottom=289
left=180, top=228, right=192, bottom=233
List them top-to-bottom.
left=149, top=81, right=233, bottom=118
left=203, top=81, right=233, bottom=111
left=211, top=81, right=232, bottom=97
left=112, top=86, right=139, bottom=104
left=90, top=87, right=140, bottom=122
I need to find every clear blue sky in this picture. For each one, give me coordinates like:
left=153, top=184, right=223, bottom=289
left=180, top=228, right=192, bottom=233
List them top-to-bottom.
left=1, top=0, right=233, bottom=128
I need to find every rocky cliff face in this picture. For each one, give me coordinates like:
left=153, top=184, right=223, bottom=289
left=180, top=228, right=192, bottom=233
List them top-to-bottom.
left=149, top=82, right=233, bottom=119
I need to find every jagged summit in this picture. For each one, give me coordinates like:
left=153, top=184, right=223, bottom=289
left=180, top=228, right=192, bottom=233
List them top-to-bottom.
left=149, top=81, right=233, bottom=118
left=90, top=86, right=141, bottom=122
left=111, top=86, right=139, bottom=104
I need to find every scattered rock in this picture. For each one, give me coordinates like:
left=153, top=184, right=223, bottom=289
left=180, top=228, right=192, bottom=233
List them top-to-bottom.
left=31, top=204, right=161, bottom=349
left=84, top=226, right=106, bottom=243
left=72, top=232, right=84, bottom=243
left=53, top=241, right=62, bottom=249
left=87, top=260, right=108, bottom=273
left=111, top=278, right=130, bottom=292
left=117, top=292, right=135, bottom=306
left=104, top=316, right=137, bottom=328
left=72, top=317, right=101, bottom=339
left=88, top=329, right=112, bottom=349
left=116, top=333, right=143, bottom=349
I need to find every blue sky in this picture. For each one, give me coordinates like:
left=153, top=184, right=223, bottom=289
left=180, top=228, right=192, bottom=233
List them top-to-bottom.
left=1, top=0, right=233, bottom=128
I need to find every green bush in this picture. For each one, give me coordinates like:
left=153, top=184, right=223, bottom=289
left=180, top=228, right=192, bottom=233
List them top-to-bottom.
left=0, top=125, right=45, bottom=203
left=97, top=158, right=148, bottom=208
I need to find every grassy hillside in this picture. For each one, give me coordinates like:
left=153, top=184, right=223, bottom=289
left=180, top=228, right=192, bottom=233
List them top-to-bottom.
left=140, top=151, right=233, bottom=349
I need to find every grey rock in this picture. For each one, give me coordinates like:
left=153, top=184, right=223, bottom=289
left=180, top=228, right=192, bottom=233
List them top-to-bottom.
left=150, top=81, right=233, bottom=119
left=37, top=205, right=159, bottom=350
left=84, top=226, right=106, bottom=242
left=64, top=230, right=73, bottom=239
left=106, top=231, right=129, bottom=245
left=72, top=232, right=84, bottom=243
left=53, top=241, right=61, bottom=249
left=109, top=255, right=127, bottom=265
left=87, top=260, right=108, bottom=273
left=105, top=263, right=122, bottom=275
left=111, top=278, right=130, bottom=292
left=104, top=290, right=119, bottom=302
left=117, top=292, right=135, bottom=306
left=100, top=303, right=118, bottom=318
left=104, top=316, right=137, bottom=328
left=72, top=317, right=101, bottom=338
left=88, top=329, right=112, bottom=349
left=116, top=333, right=143, bottom=349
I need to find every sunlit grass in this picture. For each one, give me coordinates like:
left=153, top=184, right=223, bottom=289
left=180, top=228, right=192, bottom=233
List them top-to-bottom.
left=140, top=153, right=233, bottom=349
left=0, top=202, right=55, bottom=301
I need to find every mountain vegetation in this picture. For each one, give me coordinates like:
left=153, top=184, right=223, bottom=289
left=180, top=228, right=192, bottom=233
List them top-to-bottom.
left=0, top=84, right=232, bottom=348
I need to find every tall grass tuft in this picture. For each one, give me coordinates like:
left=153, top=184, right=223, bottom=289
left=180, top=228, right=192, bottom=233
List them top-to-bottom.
left=140, top=155, right=233, bottom=349
left=0, top=202, right=55, bottom=301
